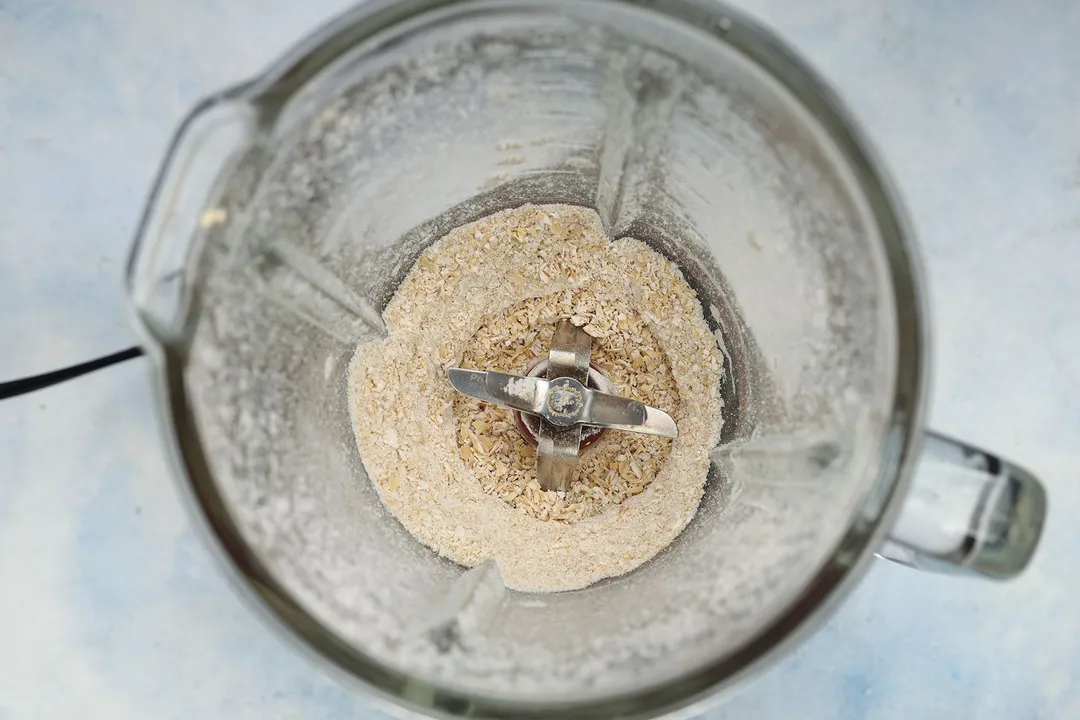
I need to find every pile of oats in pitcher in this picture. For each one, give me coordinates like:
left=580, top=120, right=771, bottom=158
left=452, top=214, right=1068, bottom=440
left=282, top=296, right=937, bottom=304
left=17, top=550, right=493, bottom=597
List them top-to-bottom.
left=348, top=204, right=723, bottom=591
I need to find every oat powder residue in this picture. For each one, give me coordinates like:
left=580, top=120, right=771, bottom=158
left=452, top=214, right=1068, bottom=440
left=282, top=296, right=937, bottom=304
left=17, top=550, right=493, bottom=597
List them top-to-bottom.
left=348, top=205, right=724, bottom=591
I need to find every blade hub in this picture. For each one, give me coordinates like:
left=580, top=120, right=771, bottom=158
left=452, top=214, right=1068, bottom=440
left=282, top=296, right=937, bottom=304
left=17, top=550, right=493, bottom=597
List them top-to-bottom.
left=512, top=358, right=609, bottom=450
left=544, top=378, right=586, bottom=426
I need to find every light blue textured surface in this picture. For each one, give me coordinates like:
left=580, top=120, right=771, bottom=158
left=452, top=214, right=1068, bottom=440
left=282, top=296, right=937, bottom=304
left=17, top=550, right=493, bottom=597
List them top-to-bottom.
left=1, top=1, right=1078, bottom=718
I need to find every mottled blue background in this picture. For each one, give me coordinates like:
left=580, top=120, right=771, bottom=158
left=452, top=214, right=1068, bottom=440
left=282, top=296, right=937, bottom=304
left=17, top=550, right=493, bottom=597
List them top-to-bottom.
left=1, top=1, right=1079, bottom=718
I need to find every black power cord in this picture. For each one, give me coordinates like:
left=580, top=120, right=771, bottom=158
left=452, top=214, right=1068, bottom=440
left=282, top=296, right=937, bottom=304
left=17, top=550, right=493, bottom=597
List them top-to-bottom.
left=0, top=346, right=144, bottom=400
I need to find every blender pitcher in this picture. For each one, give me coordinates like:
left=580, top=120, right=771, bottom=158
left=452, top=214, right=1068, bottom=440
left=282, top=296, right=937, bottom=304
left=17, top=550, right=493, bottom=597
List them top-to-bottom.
left=126, top=0, right=1047, bottom=717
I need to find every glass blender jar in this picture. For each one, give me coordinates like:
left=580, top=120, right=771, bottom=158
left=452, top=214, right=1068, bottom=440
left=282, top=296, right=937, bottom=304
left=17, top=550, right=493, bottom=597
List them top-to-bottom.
left=127, top=1, right=1046, bottom=717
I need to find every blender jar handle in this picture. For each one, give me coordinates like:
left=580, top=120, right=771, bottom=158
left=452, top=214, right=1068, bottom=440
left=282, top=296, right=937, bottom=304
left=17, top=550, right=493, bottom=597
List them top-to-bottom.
left=127, top=92, right=254, bottom=341
left=879, top=431, right=1047, bottom=579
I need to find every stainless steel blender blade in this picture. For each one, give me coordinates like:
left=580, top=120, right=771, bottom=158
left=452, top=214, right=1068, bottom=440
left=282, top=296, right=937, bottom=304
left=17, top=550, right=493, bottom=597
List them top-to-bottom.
left=448, top=320, right=678, bottom=491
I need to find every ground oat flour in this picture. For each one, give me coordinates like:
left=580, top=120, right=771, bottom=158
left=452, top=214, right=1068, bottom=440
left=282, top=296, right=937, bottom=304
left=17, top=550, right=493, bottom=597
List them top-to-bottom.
left=348, top=204, right=723, bottom=591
